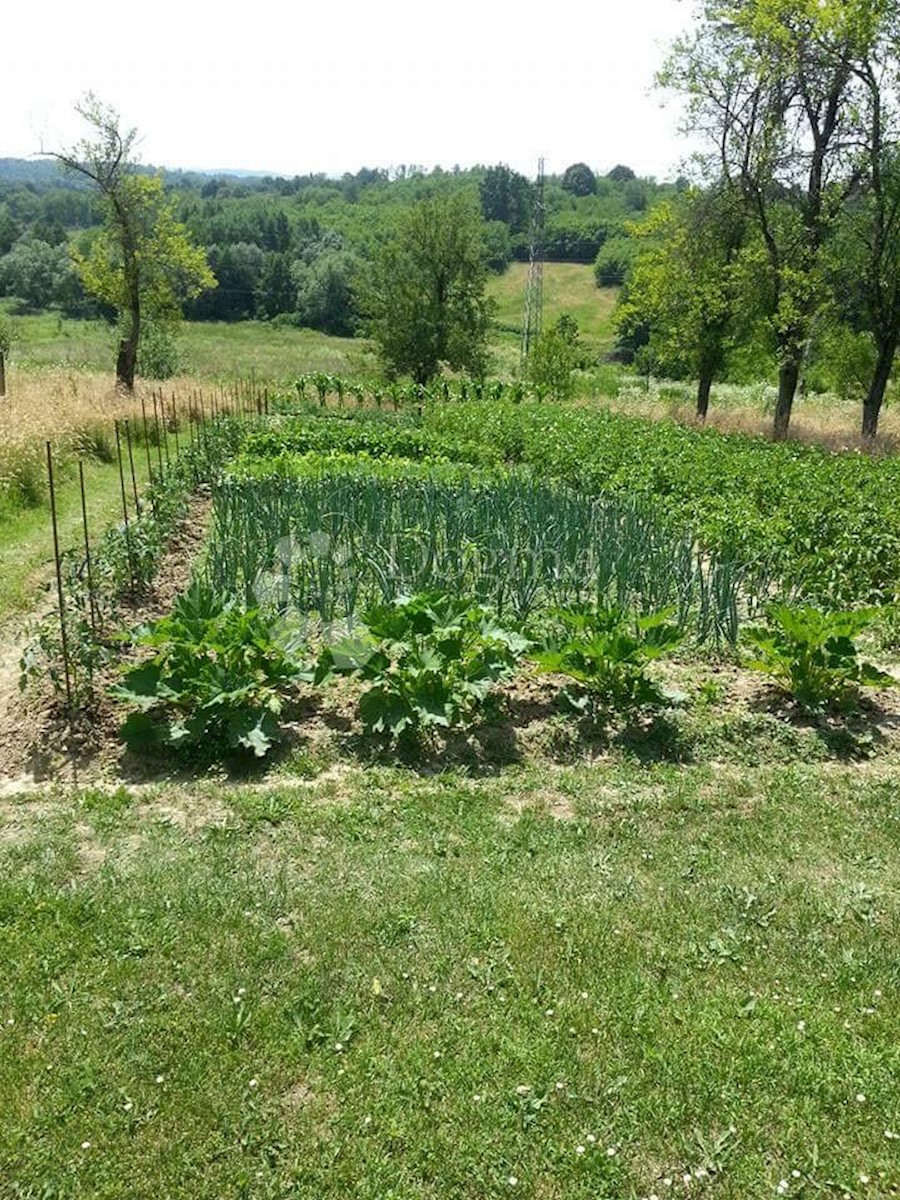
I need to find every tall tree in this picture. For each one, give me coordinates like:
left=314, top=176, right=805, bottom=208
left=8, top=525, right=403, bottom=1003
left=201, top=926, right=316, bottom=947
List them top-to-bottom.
left=662, top=0, right=887, bottom=438
left=841, top=17, right=900, bottom=436
left=47, top=95, right=214, bottom=391
left=561, top=163, right=597, bottom=197
left=478, top=165, right=532, bottom=232
left=616, top=183, right=748, bottom=419
left=360, top=195, right=494, bottom=384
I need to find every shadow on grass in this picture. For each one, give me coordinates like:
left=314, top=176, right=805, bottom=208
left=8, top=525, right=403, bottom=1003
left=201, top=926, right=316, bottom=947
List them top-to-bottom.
left=748, top=688, right=890, bottom=762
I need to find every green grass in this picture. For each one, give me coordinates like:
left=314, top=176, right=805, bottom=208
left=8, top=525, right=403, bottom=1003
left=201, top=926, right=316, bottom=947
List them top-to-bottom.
left=486, top=263, right=619, bottom=351
left=5, top=265, right=615, bottom=385
left=4, top=309, right=379, bottom=382
left=0, top=454, right=152, bottom=620
left=1, top=762, right=898, bottom=1198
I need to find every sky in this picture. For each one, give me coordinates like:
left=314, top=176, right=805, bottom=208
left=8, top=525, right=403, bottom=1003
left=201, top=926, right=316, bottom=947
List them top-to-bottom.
left=3, top=0, right=695, bottom=180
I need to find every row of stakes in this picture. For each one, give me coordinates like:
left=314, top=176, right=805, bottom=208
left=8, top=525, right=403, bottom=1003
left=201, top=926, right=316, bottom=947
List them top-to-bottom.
left=46, top=379, right=271, bottom=711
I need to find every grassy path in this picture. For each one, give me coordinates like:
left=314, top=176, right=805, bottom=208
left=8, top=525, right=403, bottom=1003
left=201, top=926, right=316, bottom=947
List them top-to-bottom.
left=0, top=455, right=152, bottom=621
left=1, top=761, right=898, bottom=1198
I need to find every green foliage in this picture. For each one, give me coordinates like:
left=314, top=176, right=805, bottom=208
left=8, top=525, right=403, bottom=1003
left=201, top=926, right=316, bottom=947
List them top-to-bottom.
left=561, top=163, right=596, bottom=197
left=478, top=164, right=532, bottom=232
left=74, top=173, right=216, bottom=326
left=614, top=187, right=748, bottom=389
left=358, top=194, right=494, bottom=384
left=594, top=235, right=636, bottom=286
left=0, top=237, right=78, bottom=310
left=135, top=318, right=183, bottom=379
left=526, top=319, right=579, bottom=400
left=210, top=450, right=745, bottom=642
left=114, top=581, right=306, bottom=758
left=318, top=592, right=528, bottom=742
left=534, top=604, right=682, bottom=728
left=744, top=604, right=894, bottom=712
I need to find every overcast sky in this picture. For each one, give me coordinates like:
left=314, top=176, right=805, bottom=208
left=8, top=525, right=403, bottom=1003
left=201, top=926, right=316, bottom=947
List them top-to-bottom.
left=4, top=0, right=695, bottom=180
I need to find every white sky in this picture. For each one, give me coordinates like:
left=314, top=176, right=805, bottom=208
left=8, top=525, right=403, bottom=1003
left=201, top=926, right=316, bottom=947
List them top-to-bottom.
left=5, top=0, right=695, bottom=180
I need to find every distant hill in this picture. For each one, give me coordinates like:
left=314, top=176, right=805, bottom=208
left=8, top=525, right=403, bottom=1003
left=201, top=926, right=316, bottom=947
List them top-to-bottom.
left=0, top=157, right=277, bottom=190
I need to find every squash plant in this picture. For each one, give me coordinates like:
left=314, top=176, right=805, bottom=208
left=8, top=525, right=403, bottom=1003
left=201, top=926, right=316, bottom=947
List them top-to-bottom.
left=114, top=580, right=309, bottom=758
left=317, top=592, right=529, bottom=742
left=534, top=604, right=683, bottom=729
left=744, top=604, right=894, bottom=712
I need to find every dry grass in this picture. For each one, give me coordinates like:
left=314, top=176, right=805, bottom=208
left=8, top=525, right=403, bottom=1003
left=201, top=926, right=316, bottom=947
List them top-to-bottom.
left=0, top=367, right=210, bottom=509
left=603, top=378, right=900, bottom=452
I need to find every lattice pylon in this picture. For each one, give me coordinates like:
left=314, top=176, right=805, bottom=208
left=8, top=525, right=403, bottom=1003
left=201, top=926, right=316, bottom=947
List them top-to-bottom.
left=520, top=157, right=546, bottom=369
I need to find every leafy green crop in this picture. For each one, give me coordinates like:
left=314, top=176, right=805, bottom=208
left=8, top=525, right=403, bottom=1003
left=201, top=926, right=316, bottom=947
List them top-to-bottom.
left=260, top=400, right=900, bottom=608
left=114, top=581, right=308, bottom=758
left=317, top=592, right=529, bottom=743
left=534, top=604, right=683, bottom=729
left=744, top=604, right=895, bottom=712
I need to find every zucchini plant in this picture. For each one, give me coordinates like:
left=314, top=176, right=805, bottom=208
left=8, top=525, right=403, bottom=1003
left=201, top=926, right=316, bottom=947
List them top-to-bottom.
left=114, top=580, right=309, bottom=758
left=317, top=592, right=530, bottom=743
left=534, top=604, right=683, bottom=730
left=744, top=604, right=894, bottom=712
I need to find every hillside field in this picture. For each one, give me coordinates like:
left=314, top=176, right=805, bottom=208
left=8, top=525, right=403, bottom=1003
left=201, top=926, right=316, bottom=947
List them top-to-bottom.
left=2, top=264, right=613, bottom=382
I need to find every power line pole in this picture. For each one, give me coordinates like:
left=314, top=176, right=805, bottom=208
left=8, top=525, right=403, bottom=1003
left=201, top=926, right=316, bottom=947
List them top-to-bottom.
left=520, top=157, right=546, bottom=369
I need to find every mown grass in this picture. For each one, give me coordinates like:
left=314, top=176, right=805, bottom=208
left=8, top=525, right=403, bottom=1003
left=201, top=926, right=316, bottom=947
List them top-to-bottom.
left=1, top=762, right=898, bottom=1198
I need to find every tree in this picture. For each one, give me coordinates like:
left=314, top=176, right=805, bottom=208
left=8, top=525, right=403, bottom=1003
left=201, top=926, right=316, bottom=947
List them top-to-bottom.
left=661, top=0, right=889, bottom=438
left=837, top=20, right=900, bottom=437
left=48, top=95, right=215, bottom=390
left=562, top=163, right=597, bottom=196
left=479, top=164, right=532, bottom=231
left=607, top=164, right=637, bottom=183
left=615, top=184, right=748, bottom=419
left=360, top=194, right=494, bottom=384
left=0, top=237, right=76, bottom=310
left=293, top=247, right=360, bottom=335
left=0, top=314, right=17, bottom=398
left=527, top=316, right=582, bottom=399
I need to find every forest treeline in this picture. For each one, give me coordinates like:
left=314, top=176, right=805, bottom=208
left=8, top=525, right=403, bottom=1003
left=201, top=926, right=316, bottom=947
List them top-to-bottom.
left=0, top=158, right=676, bottom=333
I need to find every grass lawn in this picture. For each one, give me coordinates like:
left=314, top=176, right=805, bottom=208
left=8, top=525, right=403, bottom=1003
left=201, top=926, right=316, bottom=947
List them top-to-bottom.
left=2, top=761, right=898, bottom=1198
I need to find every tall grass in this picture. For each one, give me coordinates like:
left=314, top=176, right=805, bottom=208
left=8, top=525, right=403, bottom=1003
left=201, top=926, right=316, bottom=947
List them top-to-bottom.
left=0, top=367, right=202, bottom=517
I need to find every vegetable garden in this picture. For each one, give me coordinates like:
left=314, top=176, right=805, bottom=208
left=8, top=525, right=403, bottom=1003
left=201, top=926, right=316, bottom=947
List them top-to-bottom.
left=22, top=377, right=900, bottom=768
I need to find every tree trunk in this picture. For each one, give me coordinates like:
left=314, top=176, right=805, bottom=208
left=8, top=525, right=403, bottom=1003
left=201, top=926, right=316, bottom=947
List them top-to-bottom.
left=116, top=296, right=140, bottom=392
left=862, top=339, right=896, bottom=439
left=0, top=351, right=6, bottom=398
left=773, top=360, right=799, bottom=441
left=696, top=370, right=713, bottom=421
